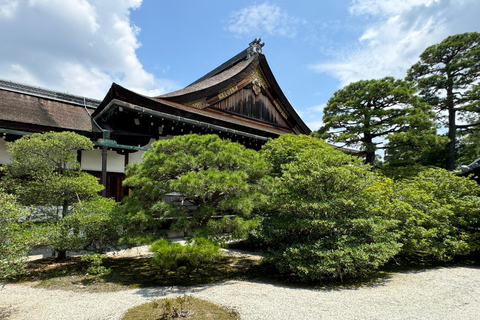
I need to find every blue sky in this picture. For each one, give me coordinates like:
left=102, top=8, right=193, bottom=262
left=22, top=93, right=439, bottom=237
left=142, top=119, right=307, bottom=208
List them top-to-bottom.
left=1, top=0, right=479, bottom=131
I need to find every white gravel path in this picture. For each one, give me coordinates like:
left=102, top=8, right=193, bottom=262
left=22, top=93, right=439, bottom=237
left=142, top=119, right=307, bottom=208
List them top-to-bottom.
left=1, top=266, right=479, bottom=320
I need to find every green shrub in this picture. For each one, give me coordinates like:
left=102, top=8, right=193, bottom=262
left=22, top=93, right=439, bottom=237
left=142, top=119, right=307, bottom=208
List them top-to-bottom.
left=123, top=134, right=269, bottom=236
left=254, top=136, right=402, bottom=281
left=389, top=168, right=480, bottom=261
left=0, top=190, right=30, bottom=280
left=43, top=197, right=121, bottom=255
left=150, top=237, right=223, bottom=269
left=81, top=253, right=111, bottom=280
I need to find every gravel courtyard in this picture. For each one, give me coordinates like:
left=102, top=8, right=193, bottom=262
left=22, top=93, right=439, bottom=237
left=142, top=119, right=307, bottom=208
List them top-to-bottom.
left=1, top=266, right=479, bottom=320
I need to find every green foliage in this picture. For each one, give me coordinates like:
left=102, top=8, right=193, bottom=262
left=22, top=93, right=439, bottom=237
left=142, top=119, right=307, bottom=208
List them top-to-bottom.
left=407, top=32, right=480, bottom=170
left=317, top=77, right=435, bottom=165
left=457, top=130, right=480, bottom=166
left=2, top=131, right=101, bottom=213
left=1, top=132, right=111, bottom=259
left=384, top=132, right=449, bottom=168
left=123, top=134, right=269, bottom=234
left=261, top=134, right=332, bottom=177
left=254, top=136, right=402, bottom=281
left=380, top=164, right=432, bottom=181
left=389, top=168, right=480, bottom=261
left=0, top=190, right=30, bottom=280
left=26, top=197, right=121, bottom=256
left=57, top=197, right=119, bottom=251
left=194, top=216, right=261, bottom=247
left=150, top=238, right=223, bottom=269
left=81, top=254, right=111, bottom=280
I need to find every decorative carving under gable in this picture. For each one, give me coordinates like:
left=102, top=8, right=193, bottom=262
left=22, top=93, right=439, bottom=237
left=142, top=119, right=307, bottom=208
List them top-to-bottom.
left=246, top=67, right=269, bottom=90
left=252, top=79, right=261, bottom=96
left=218, top=84, right=239, bottom=100
left=188, top=98, right=208, bottom=109
left=273, top=99, right=289, bottom=119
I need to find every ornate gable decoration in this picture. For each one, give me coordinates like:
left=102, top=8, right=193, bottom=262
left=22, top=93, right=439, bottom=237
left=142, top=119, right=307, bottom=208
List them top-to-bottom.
left=247, top=38, right=265, bottom=59
left=187, top=64, right=290, bottom=128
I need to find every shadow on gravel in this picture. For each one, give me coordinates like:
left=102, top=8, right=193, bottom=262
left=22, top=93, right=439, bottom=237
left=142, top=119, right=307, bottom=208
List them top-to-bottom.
left=16, top=248, right=480, bottom=296
left=17, top=254, right=263, bottom=293
left=102, top=255, right=262, bottom=288
left=0, top=306, right=12, bottom=320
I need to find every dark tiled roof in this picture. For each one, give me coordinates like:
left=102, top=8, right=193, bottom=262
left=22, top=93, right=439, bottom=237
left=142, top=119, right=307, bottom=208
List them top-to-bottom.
left=97, top=41, right=310, bottom=136
left=156, top=47, right=310, bottom=135
left=188, top=48, right=249, bottom=86
left=158, top=53, right=255, bottom=101
left=0, top=79, right=99, bottom=134
left=0, top=79, right=100, bottom=109
left=459, top=158, right=480, bottom=175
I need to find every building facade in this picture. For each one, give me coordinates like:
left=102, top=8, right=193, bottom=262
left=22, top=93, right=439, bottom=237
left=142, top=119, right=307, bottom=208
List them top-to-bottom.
left=0, top=40, right=311, bottom=201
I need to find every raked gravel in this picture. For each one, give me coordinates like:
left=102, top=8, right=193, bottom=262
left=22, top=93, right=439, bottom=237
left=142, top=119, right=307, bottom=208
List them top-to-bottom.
left=1, top=266, right=480, bottom=320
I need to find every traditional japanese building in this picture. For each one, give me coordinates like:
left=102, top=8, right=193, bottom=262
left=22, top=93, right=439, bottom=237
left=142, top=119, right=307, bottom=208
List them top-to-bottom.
left=0, top=40, right=311, bottom=200
left=458, top=158, right=480, bottom=184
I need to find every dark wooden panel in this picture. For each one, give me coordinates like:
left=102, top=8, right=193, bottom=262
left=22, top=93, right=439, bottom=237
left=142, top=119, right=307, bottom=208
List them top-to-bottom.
left=211, top=88, right=287, bottom=127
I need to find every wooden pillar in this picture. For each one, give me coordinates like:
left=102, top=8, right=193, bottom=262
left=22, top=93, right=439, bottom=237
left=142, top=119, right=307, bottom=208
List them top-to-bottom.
left=101, top=145, right=107, bottom=197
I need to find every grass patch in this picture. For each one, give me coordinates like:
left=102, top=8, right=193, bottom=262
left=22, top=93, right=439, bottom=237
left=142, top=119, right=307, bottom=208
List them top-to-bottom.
left=122, top=295, right=240, bottom=320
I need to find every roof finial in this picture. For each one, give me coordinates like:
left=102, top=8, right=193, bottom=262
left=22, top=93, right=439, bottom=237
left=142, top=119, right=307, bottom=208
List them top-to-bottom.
left=247, top=38, right=265, bottom=59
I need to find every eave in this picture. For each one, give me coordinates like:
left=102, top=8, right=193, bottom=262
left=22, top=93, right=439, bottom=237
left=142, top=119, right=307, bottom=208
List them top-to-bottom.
left=93, top=83, right=291, bottom=141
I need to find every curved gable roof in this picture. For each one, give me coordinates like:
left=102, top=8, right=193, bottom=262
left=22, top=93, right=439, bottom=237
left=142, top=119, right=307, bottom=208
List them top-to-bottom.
left=158, top=43, right=310, bottom=135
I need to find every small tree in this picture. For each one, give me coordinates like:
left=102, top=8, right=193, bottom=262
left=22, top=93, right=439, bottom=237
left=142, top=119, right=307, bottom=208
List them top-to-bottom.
left=407, top=32, right=480, bottom=170
left=317, top=77, right=436, bottom=165
left=2, top=131, right=105, bottom=259
left=123, top=134, right=269, bottom=237
left=253, top=135, right=402, bottom=281
left=48, top=197, right=120, bottom=255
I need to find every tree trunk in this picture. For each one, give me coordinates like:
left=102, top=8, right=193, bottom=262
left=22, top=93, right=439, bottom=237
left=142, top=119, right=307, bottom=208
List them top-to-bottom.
left=446, top=86, right=456, bottom=171
left=364, top=134, right=376, bottom=166
left=365, top=151, right=376, bottom=166
left=56, top=201, right=70, bottom=260
left=56, top=249, right=67, bottom=260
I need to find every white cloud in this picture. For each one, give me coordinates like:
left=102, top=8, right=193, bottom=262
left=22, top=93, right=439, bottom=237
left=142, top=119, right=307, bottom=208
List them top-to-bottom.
left=0, top=0, right=177, bottom=99
left=0, top=0, right=18, bottom=19
left=310, top=0, right=480, bottom=87
left=349, top=0, right=440, bottom=16
left=226, top=3, right=302, bottom=38
left=307, top=103, right=326, bottom=113
left=299, top=104, right=326, bottom=131
left=305, top=120, right=323, bottom=131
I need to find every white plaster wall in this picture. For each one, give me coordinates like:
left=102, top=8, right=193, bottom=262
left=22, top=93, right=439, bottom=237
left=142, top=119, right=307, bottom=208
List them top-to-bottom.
left=81, top=137, right=173, bottom=171
left=0, top=138, right=12, bottom=164
left=128, top=138, right=165, bottom=165
left=81, top=149, right=125, bottom=173
left=128, top=149, right=145, bottom=165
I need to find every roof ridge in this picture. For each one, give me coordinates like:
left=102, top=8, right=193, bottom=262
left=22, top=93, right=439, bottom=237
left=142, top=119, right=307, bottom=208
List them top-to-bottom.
left=187, top=39, right=265, bottom=86
left=188, top=48, right=249, bottom=86
left=0, top=78, right=100, bottom=109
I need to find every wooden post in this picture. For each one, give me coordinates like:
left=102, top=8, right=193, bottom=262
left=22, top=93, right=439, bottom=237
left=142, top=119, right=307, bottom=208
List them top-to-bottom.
left=102, top=145, right=107, bottom=197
